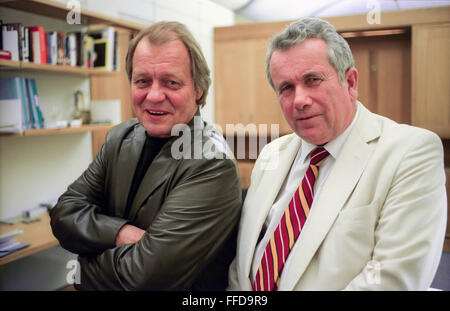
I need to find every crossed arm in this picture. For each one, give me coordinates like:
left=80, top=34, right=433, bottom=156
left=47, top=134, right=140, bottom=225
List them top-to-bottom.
left=51, top=141, right=242, bottom=290
left=115, top=224, right=145, bottom=246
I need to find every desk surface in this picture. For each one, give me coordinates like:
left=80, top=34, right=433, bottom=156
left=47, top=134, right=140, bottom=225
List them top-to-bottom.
left=0, top=213, right=59, bottom=265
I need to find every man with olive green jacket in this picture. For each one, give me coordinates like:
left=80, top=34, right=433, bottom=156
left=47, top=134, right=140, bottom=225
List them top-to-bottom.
left=50, top=21, right=242, bottom=291
left=51, top=116, right=241, bottom=290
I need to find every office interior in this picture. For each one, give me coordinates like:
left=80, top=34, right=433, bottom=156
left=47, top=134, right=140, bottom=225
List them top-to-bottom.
left=0, top=0, right=449, bottom=291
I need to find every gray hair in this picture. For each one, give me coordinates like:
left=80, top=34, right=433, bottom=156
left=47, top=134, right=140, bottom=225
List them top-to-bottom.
left=266, top=17, right=354, bottom=88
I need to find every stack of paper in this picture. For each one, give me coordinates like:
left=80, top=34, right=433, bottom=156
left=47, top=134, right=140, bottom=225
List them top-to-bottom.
left=0, top=230, right=29, bottom=258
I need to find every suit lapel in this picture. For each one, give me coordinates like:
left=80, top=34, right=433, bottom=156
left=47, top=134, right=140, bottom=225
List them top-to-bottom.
left=281, top=104, right=380, bottom=290
left=114, top=124, right=146, bottom=217
left=238, top=134, right=301, bottom=289
left=127, top=142, right=176, bottom=222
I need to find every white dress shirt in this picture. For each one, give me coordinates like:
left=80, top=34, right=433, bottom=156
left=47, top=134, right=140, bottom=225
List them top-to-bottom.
left=251, top=102, right=361, bottom=284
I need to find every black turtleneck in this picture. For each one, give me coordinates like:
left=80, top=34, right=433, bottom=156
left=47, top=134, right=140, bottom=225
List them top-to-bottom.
left=124, top=133, right=170, bottom=219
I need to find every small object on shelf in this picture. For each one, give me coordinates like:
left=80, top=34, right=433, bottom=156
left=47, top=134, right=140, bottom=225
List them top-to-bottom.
left=0, top=49, right=12, bottom=60
left=72, top=90, right=90, bottom=125
left=69, top=119, right=82, bottom=127
left=45, top=120, right=68, bottom=129
left=23, top=205, right=48, bottom=218
left=0, top=216, right=22, bottom=225
left=22, top=217, right=41, bottom=224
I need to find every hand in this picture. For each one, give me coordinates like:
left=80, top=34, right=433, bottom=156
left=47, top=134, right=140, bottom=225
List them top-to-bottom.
left=115, top=224, right=145, bottom=246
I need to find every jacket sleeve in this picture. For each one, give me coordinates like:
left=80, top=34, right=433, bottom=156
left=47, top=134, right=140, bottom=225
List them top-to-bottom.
left=344, top=130, right=447, bottom=290
left=50, top=137, right=128, bottom=256
left=75, top=158, right=242, bottom=290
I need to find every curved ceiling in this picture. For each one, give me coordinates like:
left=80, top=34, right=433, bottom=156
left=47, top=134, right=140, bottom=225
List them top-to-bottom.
left=213, top=0, right=450, bottom=22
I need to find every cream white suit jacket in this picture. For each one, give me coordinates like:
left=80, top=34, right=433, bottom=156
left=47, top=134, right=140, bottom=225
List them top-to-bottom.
left=228, top=103, right=447, bottom=290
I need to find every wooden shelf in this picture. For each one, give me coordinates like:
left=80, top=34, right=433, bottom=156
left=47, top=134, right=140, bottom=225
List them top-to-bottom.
left=0, top=0, right=146, bottom=31
left=0, top=59, right=120, bottom=76
left=0, top=59, right=21, bottom=68
left=0, top=124, right=112, bottom=137
left=0, top=213, right=58, bottom=266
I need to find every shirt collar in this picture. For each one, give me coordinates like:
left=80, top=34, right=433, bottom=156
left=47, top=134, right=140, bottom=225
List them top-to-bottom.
left=299, top=101, right=361, bottom=164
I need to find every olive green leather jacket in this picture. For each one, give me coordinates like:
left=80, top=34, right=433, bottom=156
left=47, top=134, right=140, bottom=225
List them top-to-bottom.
left=50, top=116, right=242, bottom=290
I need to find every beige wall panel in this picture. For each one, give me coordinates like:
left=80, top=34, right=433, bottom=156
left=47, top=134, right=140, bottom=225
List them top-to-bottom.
left=412, top=23, right=450, bottom=137
left=237, top=160, right=255, bottom=189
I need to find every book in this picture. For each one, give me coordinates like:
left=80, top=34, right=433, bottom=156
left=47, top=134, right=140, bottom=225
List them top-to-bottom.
left=0, top=19, right=2, bottom=50
left=7, top=23, right=23, bottom=61
left=23, top=26, right=30, bottom=62
left=24, top=26, right=33, bottom=62
left=29, top=26, right=47, bottom=64
left=1, top=27, right=19, bottom=61
left=89, top=27, right=115, bottom=71
left=47, top=31, right=57, bottom=65
left=56, top=31, right=65, bottom=64
left=67, top=33, right=77, bottom=66
left=93, top=38, right=110, bottom=70
left=0, top=77, right=44, bottom=132
left=0, top=77, right=28, bottom=131
left=17, top=77, right=32, bottom=129
left=25, top=78, right=39, bottom=128
left=28, top=78, right=45, bottom=128
left=0, top=98, right=22, bottom=131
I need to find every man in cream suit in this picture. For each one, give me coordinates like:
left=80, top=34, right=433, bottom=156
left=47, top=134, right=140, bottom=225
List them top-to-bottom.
left=228, top=17, right=447, bottom=290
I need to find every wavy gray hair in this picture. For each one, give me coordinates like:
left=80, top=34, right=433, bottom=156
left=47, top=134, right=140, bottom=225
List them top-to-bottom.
left=266, top=17, right=354, bottom=88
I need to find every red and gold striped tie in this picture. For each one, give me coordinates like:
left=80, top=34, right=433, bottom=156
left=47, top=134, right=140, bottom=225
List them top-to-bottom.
left=253, top=147, right=329, bottom=291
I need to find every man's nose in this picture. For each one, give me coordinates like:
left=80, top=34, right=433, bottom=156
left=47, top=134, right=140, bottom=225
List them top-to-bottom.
left=146, top=83, right=165, bottom=103
left=293, top=86, right=312, bottom=110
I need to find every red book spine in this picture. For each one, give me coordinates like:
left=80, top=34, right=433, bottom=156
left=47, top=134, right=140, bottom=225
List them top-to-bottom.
left=28, top=26, right=47, bottom=64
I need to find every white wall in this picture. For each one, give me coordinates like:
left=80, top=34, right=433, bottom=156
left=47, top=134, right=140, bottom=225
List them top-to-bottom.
left=0, top=133, right=92, bottom=220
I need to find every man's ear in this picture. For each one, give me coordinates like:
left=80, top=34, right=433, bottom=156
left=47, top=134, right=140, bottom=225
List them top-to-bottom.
left=345, top=67, right=358, bottom=103
left=196, top=90, right=203, bottom=101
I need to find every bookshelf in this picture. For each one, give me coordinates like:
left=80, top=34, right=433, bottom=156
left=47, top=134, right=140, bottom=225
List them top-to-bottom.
left=0, top=0, right=145, bottom=263
left=0, top=0, right=145, bottom=150
left=0, top=0, right=145, bottom=32
left=0, top=58, right=122, bottom=75
left=0, top=59, right=21, bottom=68
left=0, top=124, right=112, bottom=137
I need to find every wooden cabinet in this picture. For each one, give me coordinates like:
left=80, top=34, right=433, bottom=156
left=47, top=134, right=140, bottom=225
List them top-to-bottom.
left=412, top=23, right=450, bottom=137
left=214, top=26, right=291, bottom=136
left=347, top=31, right=411, bottom=125
left=237, top=160, right=255, bottom=189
